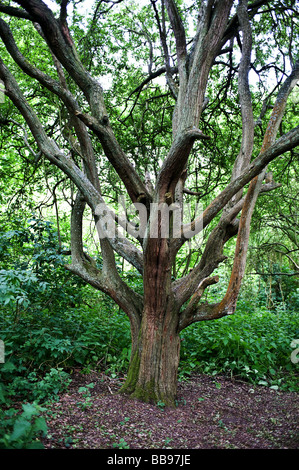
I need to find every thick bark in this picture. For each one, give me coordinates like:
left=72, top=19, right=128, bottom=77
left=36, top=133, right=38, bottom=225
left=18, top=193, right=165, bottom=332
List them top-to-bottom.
left=121, top=220, right=181, bottom=406
left=121, top=265, right=180, bottom=406
left=121, top=304, right=181, bottom=407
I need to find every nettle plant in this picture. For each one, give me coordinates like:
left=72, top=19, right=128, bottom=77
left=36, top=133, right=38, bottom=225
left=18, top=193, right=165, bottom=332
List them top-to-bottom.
left=0, top=0, right=298, bottom=406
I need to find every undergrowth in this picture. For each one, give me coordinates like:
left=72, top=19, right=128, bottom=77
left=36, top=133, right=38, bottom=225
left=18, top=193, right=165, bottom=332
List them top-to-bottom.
left=0, top=219, right=298, bottom=448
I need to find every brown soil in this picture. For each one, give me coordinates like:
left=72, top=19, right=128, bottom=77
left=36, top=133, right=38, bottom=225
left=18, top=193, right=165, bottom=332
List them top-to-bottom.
left=41, top=370, right=299, bottom=450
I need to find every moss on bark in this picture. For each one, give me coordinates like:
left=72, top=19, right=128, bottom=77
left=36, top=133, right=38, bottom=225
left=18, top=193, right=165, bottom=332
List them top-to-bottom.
left=119, top=350, right=141, bottom=395
left=131, top=381, right=176, bottom=408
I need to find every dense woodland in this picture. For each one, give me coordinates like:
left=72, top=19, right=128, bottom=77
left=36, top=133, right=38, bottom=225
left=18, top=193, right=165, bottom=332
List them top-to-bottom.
left=0, top=0, right=298, bottom=449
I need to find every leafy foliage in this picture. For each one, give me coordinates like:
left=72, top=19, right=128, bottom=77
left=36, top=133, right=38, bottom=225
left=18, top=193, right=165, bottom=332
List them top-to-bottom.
left=0, top=0, right=298, bottom=416
left=0, top=217, right=297, bottom=447
left=180, top=301, right=299, bottom=391
left=0, top=402, right=47, bottom=449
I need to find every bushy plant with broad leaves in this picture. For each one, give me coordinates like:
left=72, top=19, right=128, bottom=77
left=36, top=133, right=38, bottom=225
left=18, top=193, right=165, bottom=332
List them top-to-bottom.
left=179, top=303, right=299, bottom=391
left=0, top=402, right=47, bottom=449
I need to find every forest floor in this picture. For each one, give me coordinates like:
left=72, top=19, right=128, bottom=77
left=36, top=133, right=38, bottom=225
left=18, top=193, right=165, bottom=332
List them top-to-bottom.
left=41, top=370, right=299, bottom=450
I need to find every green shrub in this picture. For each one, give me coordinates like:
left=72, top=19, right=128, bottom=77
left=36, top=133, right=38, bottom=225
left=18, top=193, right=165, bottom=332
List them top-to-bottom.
left=0, top=218, right=131, bottom=404
left=1, top=218, right=297, bottom=410
left=180, top=306, right=299, bottom=391
left=0, top=402, right=47, bottom=449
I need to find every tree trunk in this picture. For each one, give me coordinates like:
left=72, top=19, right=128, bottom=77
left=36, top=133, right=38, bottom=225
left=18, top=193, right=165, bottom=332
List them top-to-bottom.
left=121, top=236, right=181, bottom=407
left=120, top=305, right=181, bottom=407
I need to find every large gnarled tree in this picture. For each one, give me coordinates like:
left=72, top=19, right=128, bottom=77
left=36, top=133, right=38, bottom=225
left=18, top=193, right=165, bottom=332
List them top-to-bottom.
left=0, top=0, right=298, bottom=406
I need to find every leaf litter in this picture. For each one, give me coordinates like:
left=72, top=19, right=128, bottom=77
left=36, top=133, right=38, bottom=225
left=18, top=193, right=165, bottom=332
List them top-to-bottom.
left=41, top=370, right=298, bottom=449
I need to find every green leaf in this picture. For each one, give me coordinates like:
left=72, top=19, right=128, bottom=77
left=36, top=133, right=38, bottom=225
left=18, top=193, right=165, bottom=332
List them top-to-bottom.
left=1, top=361, right=16, bottom=372
left=258, top=380, right=268, bottom=386
left=0, top=384, right=6, bottom=403
left=270, top=385, right=279, bottom=391
left=21, top=403, right=41, bottom=418
left=32, top=417, right=48, bottom=435
left=11, top=418, right=31, bottom=440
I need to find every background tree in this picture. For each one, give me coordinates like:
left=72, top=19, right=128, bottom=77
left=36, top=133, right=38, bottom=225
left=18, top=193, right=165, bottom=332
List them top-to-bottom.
left=0, top=0, right=298, bottom=406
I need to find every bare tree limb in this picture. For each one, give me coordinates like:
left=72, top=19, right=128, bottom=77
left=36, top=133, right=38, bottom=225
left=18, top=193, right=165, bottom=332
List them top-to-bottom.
left=150, top=0, right=178, bottom=99
left=164, top=0, right=187, bottom=66
left=222, top=0, right=254, bottom=216
left=0, top=3, right=33, bottom=20
left=0, top=15, right=149, bottom=204
left=0, top=55, right=144, bottom=274
left=216, top=57, right=299, bottom=315
left=181, top=122, right=299, bottom=241
left=156, top=127, right=210, bottom=198
left=67, top=193, right=143, bottom=323
left=179, top=275, right=219, bottom=328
